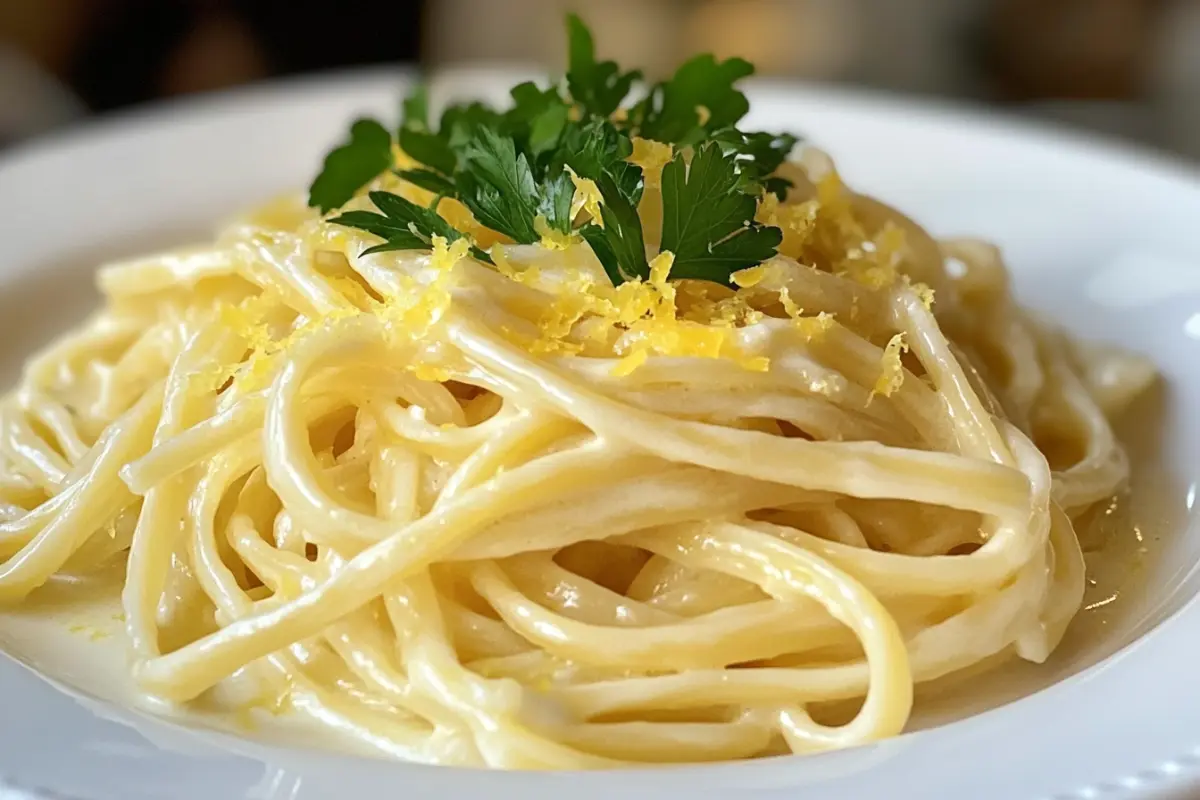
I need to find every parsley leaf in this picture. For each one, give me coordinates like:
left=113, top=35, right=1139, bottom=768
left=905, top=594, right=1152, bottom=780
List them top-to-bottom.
left=565, top=13, right=642, bottom=118
left=636, top=55, right=754, bottom=144
left=507, top=82, right=570, bottom=159
left=401, top=84, right=429, bottom=131
left=396, top=85, right=461, bottom=186
left=440, top=102, right=505, bottom=150
left=555, top=118, right=643, bottom=206
left=558, top=118, right=629, bottom=176
left=308, top=119, right=393, bottom=214
left=398, top=127, right=457, bottom=176
left=457, top=127, right=575, bottom=242
left=710, top=127, right=799, bottom=198
left=456, top=128, right=539, bottom=243
left=712, top=128, right=798, bottom=180
left=659, top=142, right=782, bottom=282
left=396, top=167, right=457, bottom=199
left=538, top=170, right=576, bottom=234
left=581, top=172, right=649, bottom=284
left=331, top=190, right=491, bottom=262
left=330, top=210, right=425, bottom=253
left=579, top=225, right=620, bottom=284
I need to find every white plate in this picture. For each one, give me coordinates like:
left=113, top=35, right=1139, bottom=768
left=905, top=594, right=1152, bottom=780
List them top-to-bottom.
left=1, top=69, right=1199, bottom=800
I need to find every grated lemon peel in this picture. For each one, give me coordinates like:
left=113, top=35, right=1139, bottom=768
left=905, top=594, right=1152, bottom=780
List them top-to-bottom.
left=629, top=138, right=674, bottom=189
left=873, top=332, right=909, bottom=398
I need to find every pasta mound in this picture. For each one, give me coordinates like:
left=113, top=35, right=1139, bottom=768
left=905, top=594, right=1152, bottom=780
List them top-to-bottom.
left=0, top=144, right=1156, bottom=769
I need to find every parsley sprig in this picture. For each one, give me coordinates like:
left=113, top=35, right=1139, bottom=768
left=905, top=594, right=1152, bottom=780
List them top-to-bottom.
left=565, top=13, right=641, bottom=119
left=308, top=14, right=800, bottom=287
left=630, top=55, right=754, bottom=146
left=309, top=119, right=393, bottom=215
left=456, top=127, right=574, bottom=244
left=661, top=142, right=783, bottom=282
left=331, top=191, right=491, bottom=262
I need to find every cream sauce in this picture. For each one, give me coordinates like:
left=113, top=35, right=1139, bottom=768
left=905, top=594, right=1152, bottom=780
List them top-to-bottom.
left=911, top=387, right=1186, bottom=729
left=0, top=389, right=1185, bottom=758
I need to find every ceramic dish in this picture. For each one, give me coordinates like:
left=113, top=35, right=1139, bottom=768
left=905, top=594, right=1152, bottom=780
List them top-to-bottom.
left=0, top=69, right=1198, bottom=800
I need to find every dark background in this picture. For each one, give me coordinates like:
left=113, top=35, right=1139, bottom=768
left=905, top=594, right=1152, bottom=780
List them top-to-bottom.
left=1, top=0, right=1196, bottom=157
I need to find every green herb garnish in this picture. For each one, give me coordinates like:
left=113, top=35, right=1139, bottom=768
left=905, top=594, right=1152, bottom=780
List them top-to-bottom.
left=565, top=13, right=641, bottom=119
left=309, top=14, right=799, bottom=286
left=631, top=55, right=754, bottom=146
left=506, top=81, right=571, bottom=158
left=555, top=118, right=642, bottom=206
left=308, top=119, right=393, bottom=214
left=455, top=127, right=574, bottom=244
left=711, top=127, right=799, bottom=198
left=660, top=142, right=783, bottom=282
left=581, top=173, right=650, bottom=285
left=331, top=191, right=490, bottom=262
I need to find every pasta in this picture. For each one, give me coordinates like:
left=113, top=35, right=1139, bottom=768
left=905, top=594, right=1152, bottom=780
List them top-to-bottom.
left=0, top=25, right=1158, bottom=768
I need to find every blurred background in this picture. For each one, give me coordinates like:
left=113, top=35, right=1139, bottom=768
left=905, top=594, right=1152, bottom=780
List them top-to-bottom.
left=2, top=0, right=1199, bottom=157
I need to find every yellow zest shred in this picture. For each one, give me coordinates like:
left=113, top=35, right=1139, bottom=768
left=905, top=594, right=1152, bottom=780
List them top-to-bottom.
left=629, top=138, right=674, bottom=189
left=568, top=169, right=604, bottom=227
left=808, top=169, right=872, bottom=275
left=755, top=192, right=779, bottom=225
left=756, top=194, right=819, bottom=260
left=533, top=215, right=577, bottom=251
left=836, top=221, right=908, bottom=291
left=376, top=235, right=468, bottom=336
left=214, top=237, right=471, bottom=392
left=492, top=247, right=542, bottom=286
left=648, top=251, right=675, bottom=292
left=593, top=252, right=741, bottom=375
left=731, top=265, right=767, bottom=288
left=902, top=275, right=936, bottom=310
left=915, top=283, right=935, bottom=310
left=778, top=286, right=802, bottom=318
left=778, top=287, right=835, bottom=341
left=212, top=291, right=288, bottom=390
left=704, top=295, right=764, bottom=328
left=795, top=312, right=835, bottom=340
left=874, top=333, right=909, bottom=397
